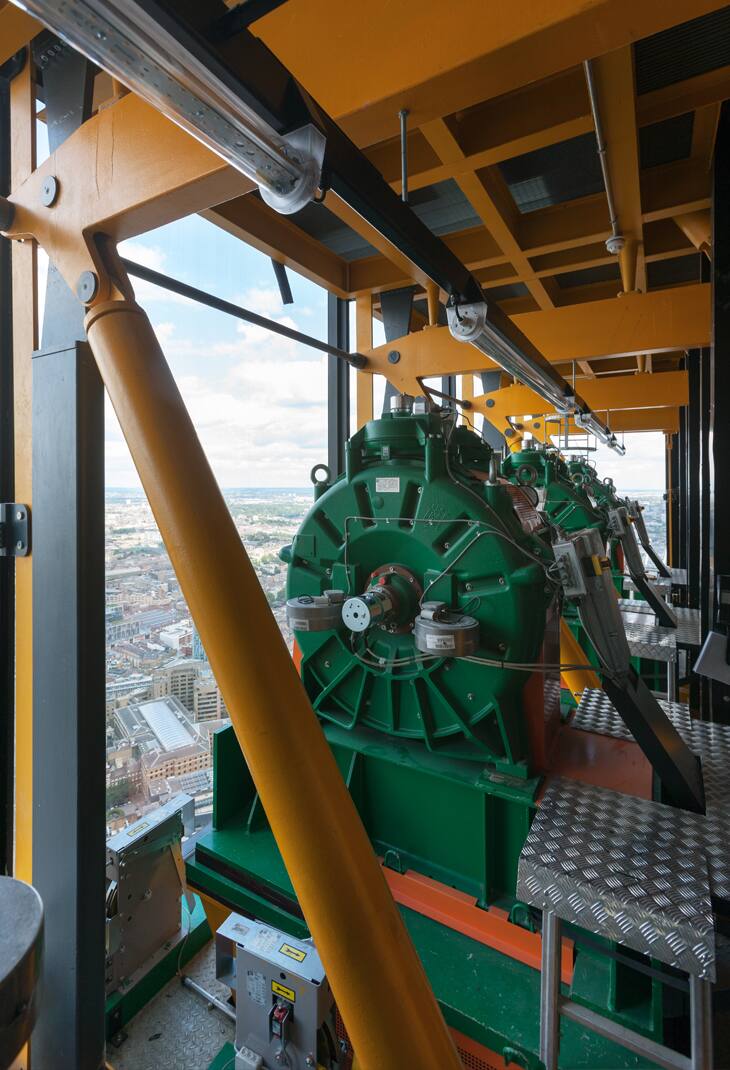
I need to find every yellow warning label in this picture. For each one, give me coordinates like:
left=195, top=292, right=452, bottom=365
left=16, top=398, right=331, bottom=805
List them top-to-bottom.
left=279, top=943, right=306, bottom=963
left=272, top=980, right=296, bottom=1003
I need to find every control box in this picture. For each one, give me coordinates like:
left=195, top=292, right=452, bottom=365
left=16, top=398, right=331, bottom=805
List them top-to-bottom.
left=216, top=915, right=342, bottom=1069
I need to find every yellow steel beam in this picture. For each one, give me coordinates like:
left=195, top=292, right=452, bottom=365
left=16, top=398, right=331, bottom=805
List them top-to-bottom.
left=257, top=0, right=730, bottom=148
left=0, top=2, right=42, bottom=65
left=590, top=48, right=645, bottom=292
left=11, top=54, right=36, bottom=883
left=356, top=61, right=730, bottom=202
left=359, top=61, right=730, bottom=201
left=637, top=64, right=730, bottom=127
left=5, top=92, right=255, bottom=302
left=691, top=103, right=721, bottom=170
left=421, top=119, right=558, bottom=311
left=346, top=158, right=705, bottom=297
left=641, top=159, right=711, bottom=223
left=204, top=196, right=348, bottom=296
left=516, top=283, right=709, bottom=361
left=359, top=285, right=709, bottom=392
left=355, top=294, right=374, bottom=428
left=471, top=372, right=688, bottom=423
left=566, top=407, right=680, bottom=434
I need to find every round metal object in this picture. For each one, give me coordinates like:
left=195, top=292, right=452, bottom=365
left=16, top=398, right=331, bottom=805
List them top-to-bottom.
left=40, top=175, right=59, bottom=207
left=76, top=270, right=99, bottom=303
left=387, top=349, right=401, bottom=364
left=389, top=393, right=412, bottom=413
left=412, top=396, right=428, bottom=415
left=310, top=463, right=331, bottom=486
left=367, top=563, right=422, bottom=633
left=342, top=588, right=394, bottom=633
left=286, top=590, right=344, bottom=633
left=414, top=602, right=480, bottom=657
left=0, top=877, right=43, bottom=1068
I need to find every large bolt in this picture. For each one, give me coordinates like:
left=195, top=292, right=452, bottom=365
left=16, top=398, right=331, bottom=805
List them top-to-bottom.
left=41, top=175, right=59, bottom=207
left=76, top=270, right=99, bottom=303
left=387, top=349, right=401, bottom=364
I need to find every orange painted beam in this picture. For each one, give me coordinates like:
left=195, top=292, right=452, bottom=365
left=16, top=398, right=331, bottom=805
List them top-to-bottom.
left=257, top=0, right=730, bottom=148
left=383, top=866, right=574, bottom=986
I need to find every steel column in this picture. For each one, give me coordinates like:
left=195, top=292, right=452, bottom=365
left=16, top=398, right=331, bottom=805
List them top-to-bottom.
left=30, top=40, right=106, bottom=1069
left=710, top=101, right=730, bottom=720
left=381, top=286, right=415, bottom=413
left=327, top=293, right=350, bottom=477
left=31, top=340, right=105, bottom=1070
left=687, top=349, right=701, bottom=610
left=480, top=370, right=507, bottom=451
left=677, top=399, right=688, bottom=572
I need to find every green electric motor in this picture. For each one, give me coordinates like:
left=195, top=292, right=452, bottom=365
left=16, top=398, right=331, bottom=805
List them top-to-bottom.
left=283, top=408, right=555, bottom=766
left=502, top=442, right=605, bottom=537
left=567, top=457, right=625, bottom=516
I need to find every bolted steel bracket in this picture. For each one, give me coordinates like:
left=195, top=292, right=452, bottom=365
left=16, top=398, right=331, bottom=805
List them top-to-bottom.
left=0, top=503, right=31, bottom=556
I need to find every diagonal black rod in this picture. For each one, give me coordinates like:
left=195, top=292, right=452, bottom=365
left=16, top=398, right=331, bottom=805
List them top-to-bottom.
left=121, top=258, right=367, bottom=370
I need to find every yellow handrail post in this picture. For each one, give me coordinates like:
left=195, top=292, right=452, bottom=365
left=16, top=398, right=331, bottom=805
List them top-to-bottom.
left=84, top=298, right=461, bottom=1070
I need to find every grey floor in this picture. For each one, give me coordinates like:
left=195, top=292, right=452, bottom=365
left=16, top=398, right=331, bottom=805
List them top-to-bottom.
left=109, top=942, right=234, bottom=1070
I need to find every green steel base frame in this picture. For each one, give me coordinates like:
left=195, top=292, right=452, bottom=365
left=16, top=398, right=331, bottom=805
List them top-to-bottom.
left=187, top=727, right=675, bottom=1070
left=105, top=895, right=211, bottom=1040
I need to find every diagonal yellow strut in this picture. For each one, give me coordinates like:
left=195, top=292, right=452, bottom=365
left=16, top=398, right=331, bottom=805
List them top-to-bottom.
left=84, top=295, right=461, bottom=1070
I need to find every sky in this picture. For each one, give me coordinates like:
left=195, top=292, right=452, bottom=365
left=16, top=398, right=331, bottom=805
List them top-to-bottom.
left=36, top=208, right=667, bottom=491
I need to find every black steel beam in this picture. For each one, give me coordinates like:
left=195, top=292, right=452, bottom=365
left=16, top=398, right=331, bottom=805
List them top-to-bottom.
left=132, top=0, right=485, bottom=302
left=211, top=0, right=292, bottom=39
left=709, top=101, right=730, bottom=720
left=699, top=254, right=712, bottom=718
left=122, top=258, right=365, bottom=369
left=271, top=258, right=293, bottom=305
left=380, top=287, right=415, bottom=414
left=327, top=293, right=349, bottom=477
left=32, top=341, right=105, bottom=1069
left=687, top=348, right=701, bottom=610
left=677, top=398, right=688, bottom=572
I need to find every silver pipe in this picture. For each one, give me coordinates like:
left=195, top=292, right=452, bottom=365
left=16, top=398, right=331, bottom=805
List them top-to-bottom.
left=583, top=60, right=621, bottom=242
left=399, top=108, right=409, bottom=203
left=539, top=910, right=561, bottom=1070
left=181, top=975, right=236, bottom=1022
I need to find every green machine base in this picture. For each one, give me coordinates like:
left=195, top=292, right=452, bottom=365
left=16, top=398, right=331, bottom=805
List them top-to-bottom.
left=188, top=727, right=670, bottom=1070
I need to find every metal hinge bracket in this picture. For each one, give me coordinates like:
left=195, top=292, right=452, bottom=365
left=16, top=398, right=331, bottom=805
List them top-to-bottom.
left=0, top=503, right=30, bottom=556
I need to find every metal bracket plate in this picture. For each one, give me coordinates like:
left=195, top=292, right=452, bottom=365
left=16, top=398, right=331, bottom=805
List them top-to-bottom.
left=0, top=503, right=30, bottom=556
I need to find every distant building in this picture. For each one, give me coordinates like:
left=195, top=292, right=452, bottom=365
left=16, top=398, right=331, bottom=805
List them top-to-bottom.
left=106, top=607, right=178, bottom=644
left=159, top=620, right=192, bottom=652
left=192, top=625, right=207, bottom=663
left=152, top=658, right=203, bottom=714
left=194, top=675, right=228, bottom=722
left=115, top=696, right=211, bottom=794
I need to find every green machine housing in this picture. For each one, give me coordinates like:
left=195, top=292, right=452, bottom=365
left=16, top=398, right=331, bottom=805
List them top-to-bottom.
left=187, top=412, right=672, bottom=1068
left=501, top=443, right=605, bottom=539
